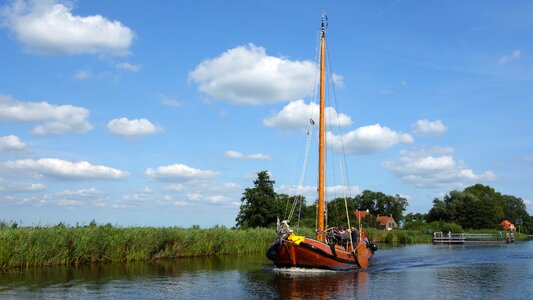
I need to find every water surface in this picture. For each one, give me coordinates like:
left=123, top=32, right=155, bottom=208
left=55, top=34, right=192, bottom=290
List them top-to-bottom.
left=1, top=242, right=532, bottom=299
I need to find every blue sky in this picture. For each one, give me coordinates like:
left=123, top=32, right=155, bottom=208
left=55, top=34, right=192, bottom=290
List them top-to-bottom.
left=1, top=0, right=532, bottom=227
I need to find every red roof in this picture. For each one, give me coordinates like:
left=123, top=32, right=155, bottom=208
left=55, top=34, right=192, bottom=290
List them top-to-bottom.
left=376, top=215, right=391, bottom=226
left=500, top=220, right=513, bottom=230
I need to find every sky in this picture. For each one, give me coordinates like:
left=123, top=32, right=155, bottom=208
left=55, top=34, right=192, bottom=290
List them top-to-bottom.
left=1, top=0, right=532, bottom=227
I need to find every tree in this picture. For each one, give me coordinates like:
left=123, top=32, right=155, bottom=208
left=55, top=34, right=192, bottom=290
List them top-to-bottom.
left=235, top=171, right=284, bottom=228
left=426, top=184, right=531, bottom=230
left=353, top=190, right=408, bottom=223
left=502, top=195, right=529, bottom=226
left=326, top=197, right=356, bottom=228
left=426, top=198, right=450, bottom=222
left=404, top=212, right=427, bottom=222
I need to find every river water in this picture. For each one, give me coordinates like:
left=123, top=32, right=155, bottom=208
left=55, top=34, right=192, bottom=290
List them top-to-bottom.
left=1, top=242, right=532, bottom=299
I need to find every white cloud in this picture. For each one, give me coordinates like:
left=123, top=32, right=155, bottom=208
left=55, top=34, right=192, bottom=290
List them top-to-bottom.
left=1, top=0, right=134, bottom=55
left=189, top=44, right=317, bottom=105
left=499, top=50, right=521, bottom=64
left=115, top=62, right=141, bottom=72
left=73, top=68, right=92, bottom=80
left=0, top=94, right=92, bottom=135
left=160, top=96, right=182, bottom=108
left=263, top=99, right=353, bottom=129
left=107, top=118, right=163, bottom=137
left=412, top=119, right=448, bottom=136
left=327, top=124, right=413, bottom=154
left=0, top=135, right=27, bottom=153
left=383, top=147, right=496, bottom=189
left=224, top=150, right=271, bottom=160
left=0, top=158, right=128, bottom=180
left=145, top=163, right=219, bottom=181
left=0, top=179, right=45, bottom=193
left=163, top=183, right=185, bottom=192
left=277, top=184, right=361, bottom=201
left=56, top=187, right=99, bottom=197
left=38, top=188, right=105, bottom=207
left=122, top=193, right=150, bottom=202
left=187, top=193, right=202, bottom=201
left=206, top=195, right=231, bottom=204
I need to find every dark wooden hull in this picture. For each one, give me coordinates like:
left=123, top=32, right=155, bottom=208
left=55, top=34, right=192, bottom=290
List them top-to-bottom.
left=268, top=237, right=372, bottom=271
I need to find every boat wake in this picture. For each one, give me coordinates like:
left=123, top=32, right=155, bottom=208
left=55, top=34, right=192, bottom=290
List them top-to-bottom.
left=272, top=267, right=337, bottom=275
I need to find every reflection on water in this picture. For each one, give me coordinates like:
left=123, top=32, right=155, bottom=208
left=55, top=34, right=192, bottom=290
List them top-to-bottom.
left=1, top=242, right=532, bottom=299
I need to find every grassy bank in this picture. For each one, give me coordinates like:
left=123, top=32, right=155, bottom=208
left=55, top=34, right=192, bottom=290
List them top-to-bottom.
left=2, top=224, right=527, bottom=269
left=0, top=225, right=276, bottom=269
left=367, top=228, right=433, bottom=244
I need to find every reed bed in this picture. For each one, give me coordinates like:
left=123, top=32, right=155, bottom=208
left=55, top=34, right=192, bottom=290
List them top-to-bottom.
left=3, top=224, right=522, bottom=269
left=0, top=225, right=276, bottom=269
left=367, top=228, right=433, bottom=244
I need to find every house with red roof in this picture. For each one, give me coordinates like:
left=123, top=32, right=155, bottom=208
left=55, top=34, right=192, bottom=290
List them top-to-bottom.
left=353, top=211, right=398, bottom=230
left=376, top=214, right=398, bottom=230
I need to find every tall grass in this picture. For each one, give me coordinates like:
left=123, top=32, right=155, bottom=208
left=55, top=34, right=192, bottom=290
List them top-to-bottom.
left=3, top=223, right=523, bottom=269
left=0, top=225, right=276, bottom=269
left=367, top=228, right=433, bottom=244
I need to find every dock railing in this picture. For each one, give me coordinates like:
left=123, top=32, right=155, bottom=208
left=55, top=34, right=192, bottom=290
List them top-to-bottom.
left=433, top=232, right=512, bottom=244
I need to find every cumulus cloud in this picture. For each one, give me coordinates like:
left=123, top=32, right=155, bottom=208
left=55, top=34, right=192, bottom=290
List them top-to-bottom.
left=1, top=0, right=134, bottom=55
left=189, top=44, right=317, bottom=105
left=499, top=50, right=521, bottom=64
left=115, top=62, right=141, bottom=72
left=0, top=94, right=92, bottom=135
left=263, top=99, right=353, bottom=129
left=107, top=118, right=163, bottom=137
left=412, top=119, right=447, bottom=136
left=327, top=124, right=413, bottom=154
left=0, top=135, right=27, bottom=153
left=383, top=147, right=496, bottom=189
left=225, top=150, right=271, bottom=160
left=0, top=158, right=128, bottom=180
left=145, top=163, right=219, bottom=181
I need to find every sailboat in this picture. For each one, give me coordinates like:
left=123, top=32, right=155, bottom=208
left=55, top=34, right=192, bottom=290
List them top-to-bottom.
left=266, top=15, right=376, bottom=271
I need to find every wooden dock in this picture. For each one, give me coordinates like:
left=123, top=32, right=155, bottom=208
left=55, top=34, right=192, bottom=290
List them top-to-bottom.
left=432, top=232, right=515, bottom=244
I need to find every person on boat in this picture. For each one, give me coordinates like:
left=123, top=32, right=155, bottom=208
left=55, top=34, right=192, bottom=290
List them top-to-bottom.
left=338, top=227, right=350, bottom=248
left=350, top=227, right=358, bottom=243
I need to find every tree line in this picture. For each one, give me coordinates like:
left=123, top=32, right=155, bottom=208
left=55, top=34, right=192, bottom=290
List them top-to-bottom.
left=236, top=171, right=533, bottom=234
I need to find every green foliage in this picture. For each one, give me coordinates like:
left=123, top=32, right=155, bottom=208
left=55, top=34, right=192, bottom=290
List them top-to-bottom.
left=235, top=171, right=285, bottom=228
left=426, top=184, right=531, bottom=232
left=353, top=190, right=409, bottom=223
left=326, top=197, right=356, bottom=228
left=404, top=212, right=427, bottom=223
left=361, top=213, right=379, bottom=229
left=403, top=220, right=428, bottom=232
left=428, top=221, right=463, bottom=233
left=0, top=225, right=277, bottom=269
left=365, top=228, right=432, bottom=244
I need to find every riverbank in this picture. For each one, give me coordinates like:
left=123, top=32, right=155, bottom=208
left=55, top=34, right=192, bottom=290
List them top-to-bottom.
left=0, top=225, right=275, bottom=269
left=1, top=225, right=527, bottom=269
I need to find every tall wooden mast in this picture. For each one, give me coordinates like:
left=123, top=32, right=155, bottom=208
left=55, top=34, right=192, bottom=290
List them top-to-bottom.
left=316, top=15, right=326, bottom=242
